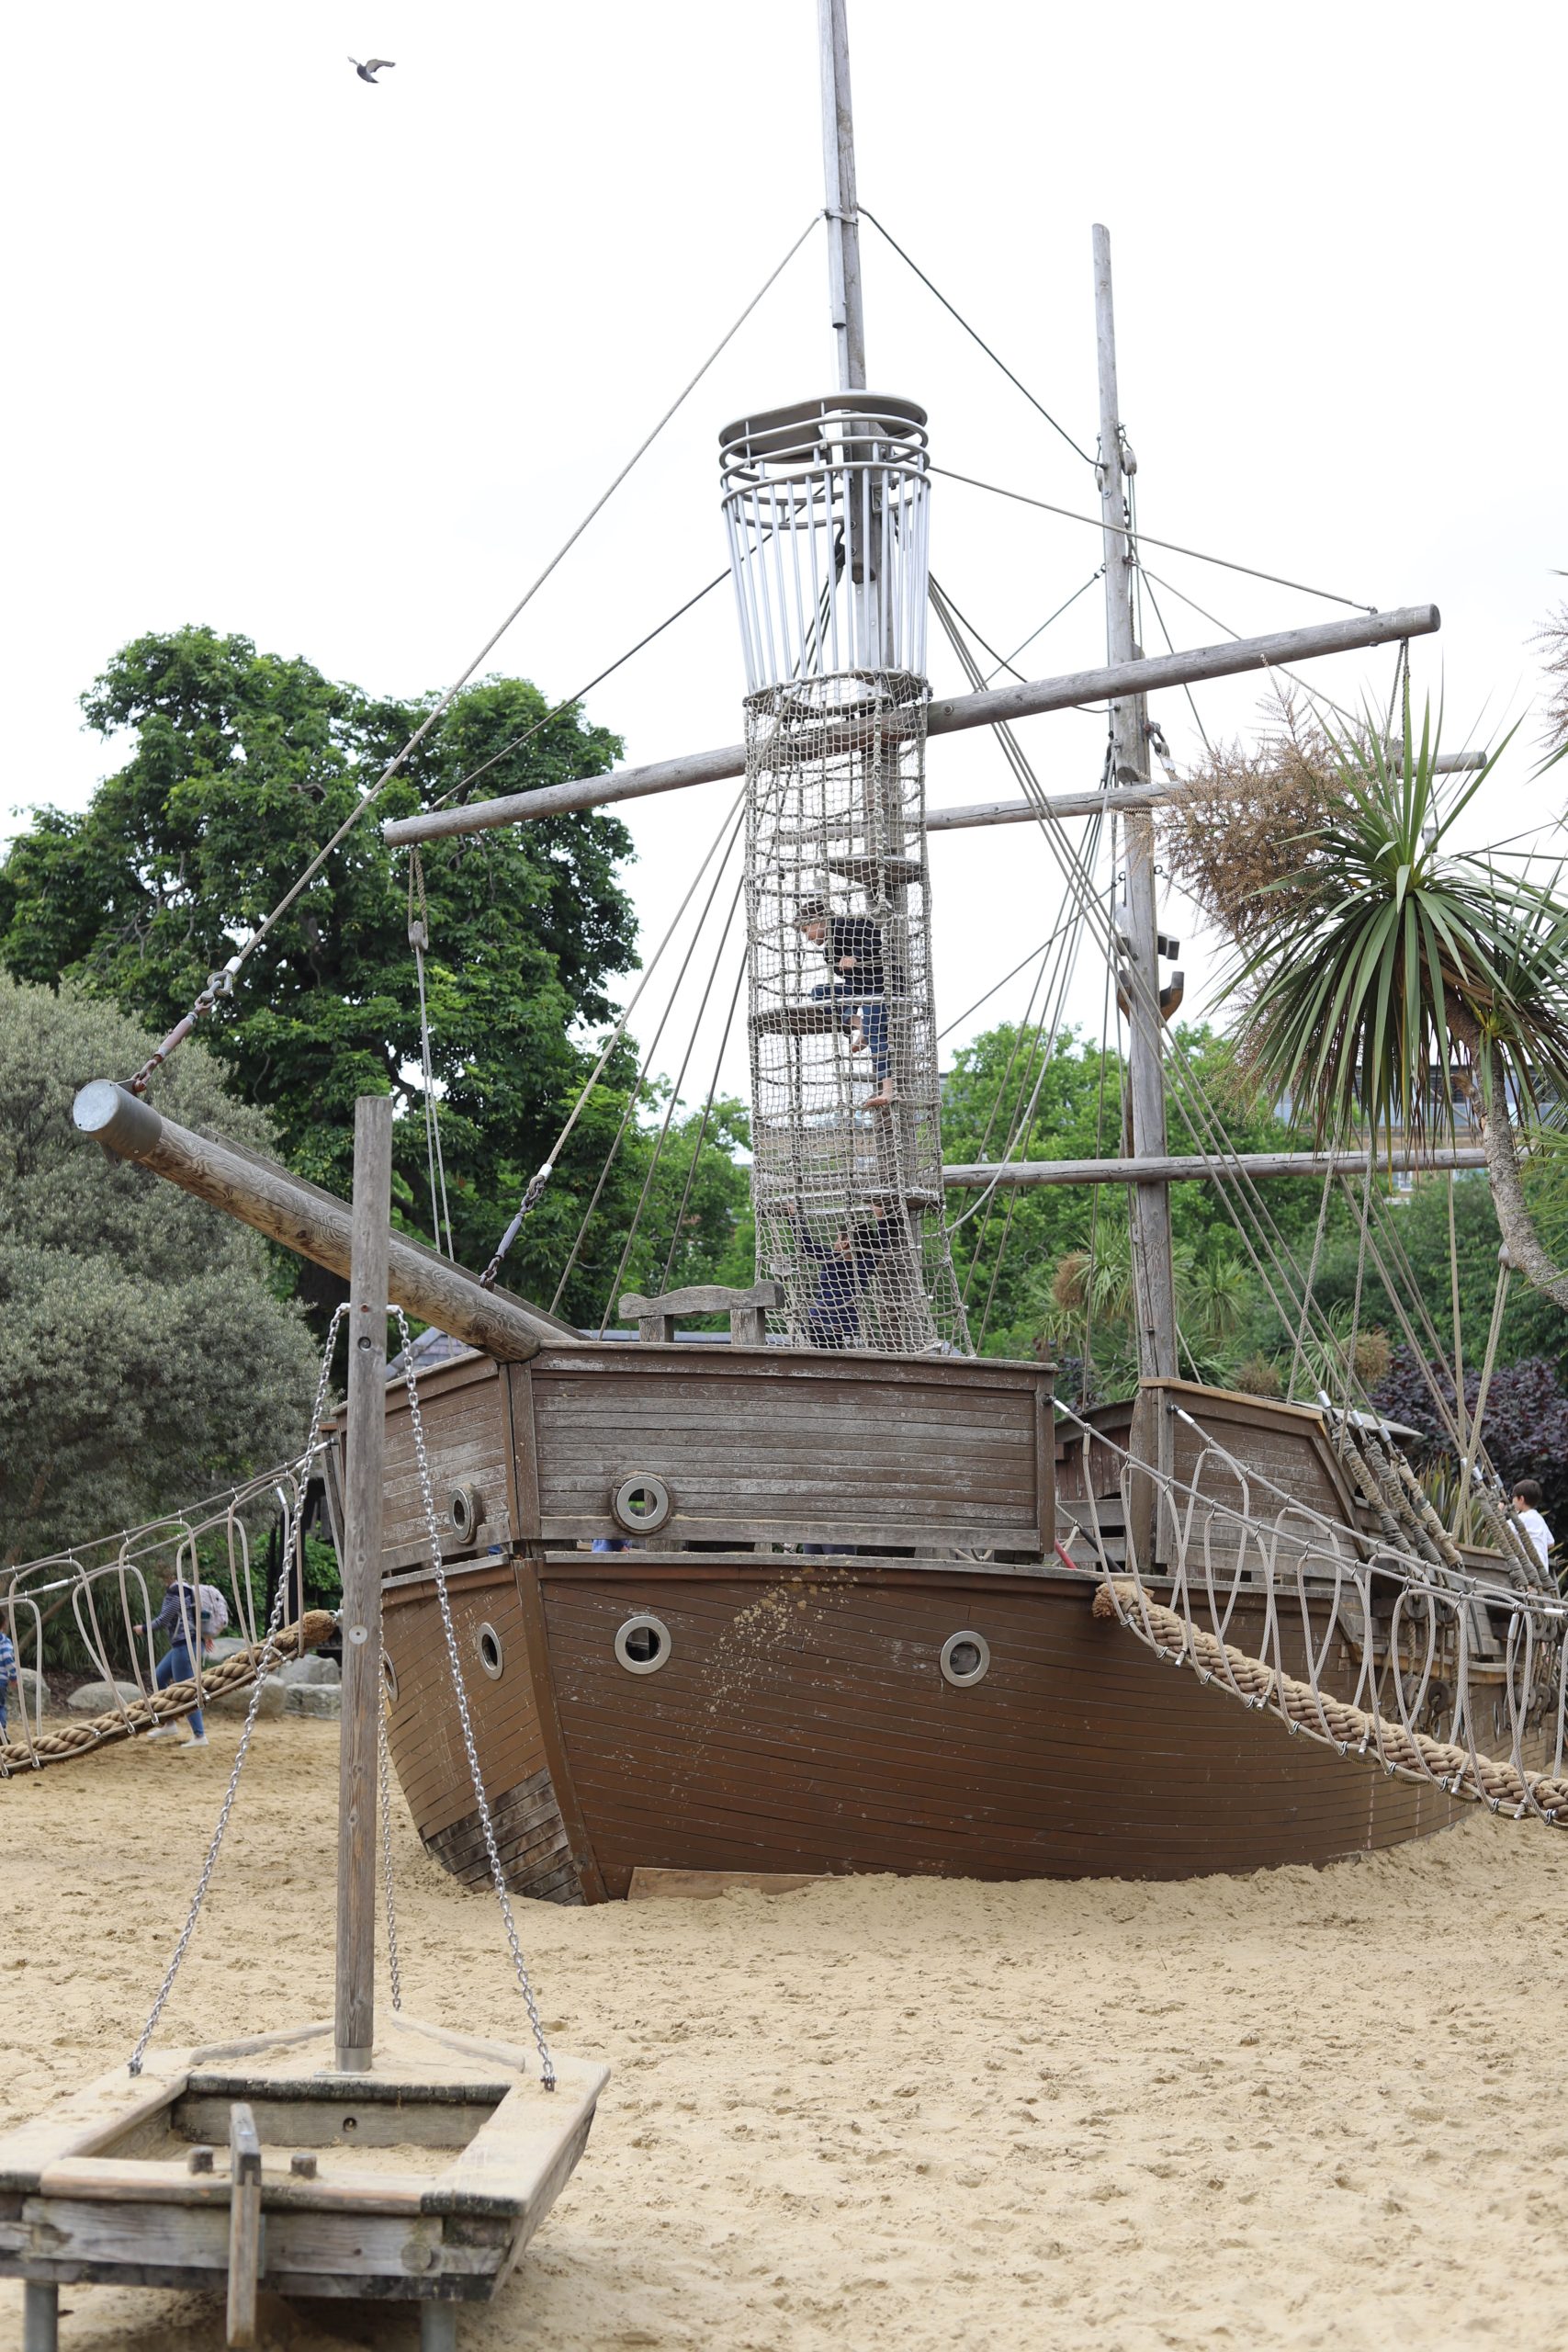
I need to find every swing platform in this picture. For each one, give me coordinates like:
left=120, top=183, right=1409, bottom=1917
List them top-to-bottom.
left=0, top=2015, right=607, bottom=2350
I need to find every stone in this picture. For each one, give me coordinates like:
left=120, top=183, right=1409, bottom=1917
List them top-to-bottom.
left=209, top=1636, right=251, bottom=1664
left=278, top=1654, right=340, bottom=1687
left=12, top=1668, right=49, bottom=1720
left=206, top=1674, right=288, bottom=1723
left=67, top=1679, right=143, bottom=1715
left=284, top=1683, right=342, bottom=1720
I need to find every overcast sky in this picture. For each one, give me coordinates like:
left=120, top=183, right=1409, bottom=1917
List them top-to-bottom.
left=6, top=0, right=1566, bottom=1124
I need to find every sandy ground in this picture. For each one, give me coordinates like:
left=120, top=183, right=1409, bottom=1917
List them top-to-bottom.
left=2, top=1719, right=1566, bottom=2352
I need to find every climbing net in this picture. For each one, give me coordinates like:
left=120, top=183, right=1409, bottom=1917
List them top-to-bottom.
left=745, top=671, right=968, bottom=1353
left=1058, top=1399, right=1568, bottom=1826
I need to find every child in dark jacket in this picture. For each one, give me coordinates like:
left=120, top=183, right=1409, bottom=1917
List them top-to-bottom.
left=792, top=1202, right=894, bottom=1347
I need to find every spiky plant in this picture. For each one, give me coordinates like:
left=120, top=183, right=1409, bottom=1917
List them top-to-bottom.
left=1217, top=692, right=1568, bottom=1309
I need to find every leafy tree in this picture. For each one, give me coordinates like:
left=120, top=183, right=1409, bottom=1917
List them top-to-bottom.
left=0, top=628, right=650, bottom=1314
left=0, top=628, right=761, bottom=1326
left=1168, top=691, right=1568, bottom=1310
left=0, top=978, right=321, bottom=1570
left=942, top=1023, right=1325, bottom=1374
left=1372, top=1348, right=1568, bottom=1541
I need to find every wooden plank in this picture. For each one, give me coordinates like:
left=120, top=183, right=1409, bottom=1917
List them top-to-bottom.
left=338, top=1097, right=390, bottom=2075
left=619, top=1282, right=784, bottom=1317
left=506, top=1364, right=543, bottom=1543
left=511, top=1555, right=604, bottom=1903
left=627, top=1868, right=829, bottom=1900
left=0, top=2059, right=187, bottom=2192
left=227, top=2102, right=262, bottom=2349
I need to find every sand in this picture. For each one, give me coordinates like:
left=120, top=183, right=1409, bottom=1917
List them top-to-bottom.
left=3, top=1718, right=1566, bottom=2352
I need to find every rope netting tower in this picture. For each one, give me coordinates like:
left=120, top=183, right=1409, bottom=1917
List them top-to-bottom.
left=719, top=393, right=967, bottom=1353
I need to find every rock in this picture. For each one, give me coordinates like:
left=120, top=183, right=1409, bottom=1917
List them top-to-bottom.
left=209, top=1636, right=251, bottom=1664
left=278, top=1654, right=340, bottom=1687
left=12, top=1668, right=48, bottom=1720
left=206, top=1674, right=288, bottom=1723
left=67, top=1679, right=142, bottom=1715
left=284, top=1683, right=342, bottom=1720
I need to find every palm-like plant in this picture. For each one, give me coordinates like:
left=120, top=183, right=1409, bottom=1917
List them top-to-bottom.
left=1213, top=692, right=1568, bottom=1308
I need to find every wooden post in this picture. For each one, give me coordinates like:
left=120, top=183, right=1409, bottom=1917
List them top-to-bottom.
left=818, top=0, right=865, bottom=391
left=1093, top=224, right=1179, bottom=1398
left=72, top=1082, right=567, bottom=1362
left=336, top=1096, right=391, bottom=2074
left=225, top=2100, right=264, bottom=2347
left=22, top=2284, right=58, bottom=2352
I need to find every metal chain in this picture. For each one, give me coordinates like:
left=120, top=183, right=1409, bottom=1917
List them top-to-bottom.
left=390, top=1307, right=556, bottom=2086
left=128, top=1309, right=347, bottom=2075
left=378, top=1701, right=403, bottom=2012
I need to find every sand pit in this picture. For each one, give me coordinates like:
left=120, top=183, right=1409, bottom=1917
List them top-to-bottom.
left=3, top=1717, right=1567, bottom=2350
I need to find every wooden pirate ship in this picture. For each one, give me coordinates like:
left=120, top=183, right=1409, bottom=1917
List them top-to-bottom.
left=63, top=0, right=1566, bottom=1921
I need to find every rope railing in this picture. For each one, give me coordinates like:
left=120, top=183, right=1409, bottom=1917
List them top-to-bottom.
left=1057, top=1397, right=1568, bottom=1829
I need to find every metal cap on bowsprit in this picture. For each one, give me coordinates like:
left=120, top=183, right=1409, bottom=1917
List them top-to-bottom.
left=72, top=1079, right=164, bottom=1161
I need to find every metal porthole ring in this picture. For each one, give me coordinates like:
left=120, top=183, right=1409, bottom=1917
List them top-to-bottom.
left=612, top=1472, right=671, bottom=1535
left=449, top=1485, right=484, bottom=1544
left=615, top=1613, right=671, bottom=1676
left=475, top=1622, right=504, bottom=1681
left=941, top=1630, right=991, bottom=1689
left=381, top=1651, right=399, bottom=1707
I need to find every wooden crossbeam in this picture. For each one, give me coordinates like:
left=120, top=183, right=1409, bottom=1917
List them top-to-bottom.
left=380, top=605, right=1439, bottom=847
left=941, top=1147, right=1487, bottom=1188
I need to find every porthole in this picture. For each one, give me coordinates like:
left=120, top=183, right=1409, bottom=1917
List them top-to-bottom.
left=612, top=1472, right=671, bottom=1535
left=449, top=1485, right=484, bottom=1544
left=615, top=1613, right=671, bottom=1676
left=476, top=1622, right=504, bottom=1681
left=941, top=1630, right=991, bottom=1689
left=381, top=1651, right=399, bottom=1707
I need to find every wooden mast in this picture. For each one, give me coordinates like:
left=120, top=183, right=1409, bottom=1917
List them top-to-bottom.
left=818, top=0, right=865, bottom=391
left=1093, top=224, right=1179, bottom=1387
left=335, top=1094, right=391, bottom=2074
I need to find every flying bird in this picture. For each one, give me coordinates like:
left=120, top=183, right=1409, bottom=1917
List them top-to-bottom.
left=349, top=56, right=395, bottom=83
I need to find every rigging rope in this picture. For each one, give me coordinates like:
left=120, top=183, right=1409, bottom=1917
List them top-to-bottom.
left=858, top=208, right=1097, bottom=467
left=124, top=217, right=820, bottom=1097
left=927, top=465, right=1381, bottom=614
left=479, top=787, right=747, bottom=1291
left=546, top=799, right=748, bottom=1314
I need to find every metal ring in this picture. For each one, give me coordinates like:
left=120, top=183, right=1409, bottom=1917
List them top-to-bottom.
left=612, top=1473, right=671, bottom=1535
left=449, top=1485, right=484, bottom=1545
left=615, top=1613, right=671, bottom=1676
left=476, top=1623, right=504, bottom=1681
left=940, top=1630, right=990, bottom=1688
left=381, top=1651, right=399, bottom=1707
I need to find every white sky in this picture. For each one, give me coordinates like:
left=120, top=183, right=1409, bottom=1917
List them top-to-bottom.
left=5, top=0, right=1566, bottom=1124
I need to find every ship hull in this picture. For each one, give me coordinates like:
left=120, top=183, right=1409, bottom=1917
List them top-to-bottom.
left=361, top=1347, right=1523, bottom=1900
left=383, top=1553, right=1463, bottom=1900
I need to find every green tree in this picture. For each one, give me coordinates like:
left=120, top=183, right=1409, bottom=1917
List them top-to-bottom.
left=0, top=628, right=649, bottom=1313
left=1172, top=695, right=1568, bottom=1311
left=0, top=978, right=321, bottom=1568
left=942, top=1023, right=1325, bottom=1372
